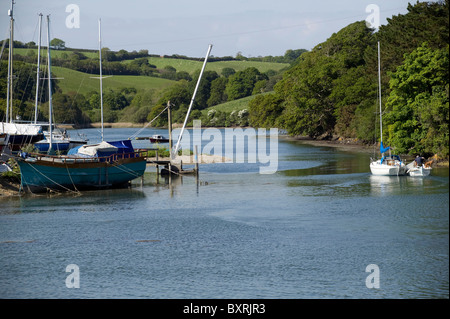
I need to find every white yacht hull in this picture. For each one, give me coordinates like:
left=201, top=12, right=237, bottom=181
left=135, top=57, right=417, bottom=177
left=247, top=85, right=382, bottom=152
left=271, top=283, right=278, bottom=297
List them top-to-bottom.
left=370, top=161, right=407, bottom=176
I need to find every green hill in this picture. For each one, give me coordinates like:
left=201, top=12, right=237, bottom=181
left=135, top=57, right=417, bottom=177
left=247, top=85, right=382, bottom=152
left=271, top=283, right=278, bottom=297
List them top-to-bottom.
left=14, top=47, right=98, bottom=59
left=16, top=48, right=289, bottom=76
left=141, top=57, right=289, bottom=75
left=51, top=66, right=176, bottom=95
left=202, top=92, right=272, bottom=115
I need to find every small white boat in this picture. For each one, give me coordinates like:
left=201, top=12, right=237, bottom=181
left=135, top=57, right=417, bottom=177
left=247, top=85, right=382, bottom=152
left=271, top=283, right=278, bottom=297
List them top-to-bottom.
left=149, top=135, right=170, bottom=143
left=406, top=160, right=432, bottom=177
left=408, top=166, right=432, bottom=177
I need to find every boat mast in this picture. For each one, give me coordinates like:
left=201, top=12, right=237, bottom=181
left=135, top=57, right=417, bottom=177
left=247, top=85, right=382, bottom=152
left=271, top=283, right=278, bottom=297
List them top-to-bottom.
left=5, top=0, right=15, bottom=123
left=34, top=13, right=43, bottom=124
left=46, top=15, right=53, bottom=152
left=98, top=19, right=104, bottom=142
left=377, top=41, right=383, bottom=152
left=172, top=44, right=212, bottom=158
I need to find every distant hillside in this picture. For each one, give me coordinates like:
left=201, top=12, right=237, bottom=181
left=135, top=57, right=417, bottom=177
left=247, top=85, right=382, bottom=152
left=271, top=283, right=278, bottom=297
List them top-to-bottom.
left=2, top=44, right=296, bottom=128
left=142, top=57, right=289, bottom=75
left=51, top=66, right=176, bottom=96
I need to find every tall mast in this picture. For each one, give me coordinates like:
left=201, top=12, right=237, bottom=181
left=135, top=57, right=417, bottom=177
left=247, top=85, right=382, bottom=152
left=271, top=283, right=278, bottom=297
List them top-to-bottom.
left=5, top=0, right=15, bottom=123
left=34, top=13, right=43, bottom=124
left=46, top=15, right=53, bottom=152
left=98, top=19, right=104, bottom=142
left=377, top=41, right=383, bottom=148
left=172, top=44, right=212, bottom=158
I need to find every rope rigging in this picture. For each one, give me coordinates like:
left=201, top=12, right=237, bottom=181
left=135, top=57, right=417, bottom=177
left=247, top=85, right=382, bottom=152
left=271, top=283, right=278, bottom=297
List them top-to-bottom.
left=128, top=104, right=169, bottom=140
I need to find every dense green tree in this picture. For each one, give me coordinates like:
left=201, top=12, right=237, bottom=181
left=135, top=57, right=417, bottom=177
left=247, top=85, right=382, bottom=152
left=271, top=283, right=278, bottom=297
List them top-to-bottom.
left=376, top=0, right=449, bottom=74
left=275, top=21, right=373, bottom=138
left=50, top=38, right=65, bottom=50
left=385, top=43, right=449, bottom=156
left=283, top=49, right=308, bottom=64
left=0, top=60, right=54, bottom=121
left=221, top=67, right=236, bottom=78
left=225, top=67, right=267, bottom=101
left=188, top=70, right=219, bottom=109
left=207, top=77, right=228, bottom=107
left=103, top=89, right=129, bottom=111
left=39, top=92, right=90, bottom=125
left=248, top=93, right=283, bottom=128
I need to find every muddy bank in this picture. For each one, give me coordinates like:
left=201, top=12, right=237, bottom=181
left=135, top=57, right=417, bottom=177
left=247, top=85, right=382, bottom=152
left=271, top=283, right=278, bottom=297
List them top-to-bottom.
left=284, top=135, right=374, bottom=154
left=0, top=177, right=21, bottom=197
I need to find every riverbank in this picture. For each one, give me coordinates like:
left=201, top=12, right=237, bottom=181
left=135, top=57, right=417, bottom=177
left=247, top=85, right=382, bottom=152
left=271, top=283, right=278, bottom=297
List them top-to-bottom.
left=285, top=135, right=374, bottom=154
left=288, top=135, right=449, bottom=167
left=0, top=176, right=20, bottom=197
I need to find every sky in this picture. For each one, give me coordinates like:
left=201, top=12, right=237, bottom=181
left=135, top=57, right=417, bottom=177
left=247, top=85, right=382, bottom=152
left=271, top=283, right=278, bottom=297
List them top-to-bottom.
left=1, top=0, right=415, bottom=58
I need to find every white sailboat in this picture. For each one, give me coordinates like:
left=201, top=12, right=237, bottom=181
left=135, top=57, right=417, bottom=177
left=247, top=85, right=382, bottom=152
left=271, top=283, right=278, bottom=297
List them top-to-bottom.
left=1, top=0, right=44, bottom=152
left=32, top=13, right=87, bottom=154
left=369, top=41, right=407, bottom=176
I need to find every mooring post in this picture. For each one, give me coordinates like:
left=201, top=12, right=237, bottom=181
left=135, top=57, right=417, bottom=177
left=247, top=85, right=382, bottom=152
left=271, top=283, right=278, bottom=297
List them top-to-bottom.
left=168, top=101, right=173, bottom=152
left=194, top=145, right=199, bottom=179
left=155, top=148, right=159, bottom=180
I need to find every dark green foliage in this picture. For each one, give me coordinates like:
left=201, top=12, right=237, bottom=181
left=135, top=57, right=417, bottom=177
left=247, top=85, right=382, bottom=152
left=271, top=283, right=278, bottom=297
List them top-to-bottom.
left=247, top=1, right=449, bottom=157
left=385, top=43, right=449, bottom=156
left=225, top=67, right=267, bottom=101
left=248, top=93, right=283, bottom=128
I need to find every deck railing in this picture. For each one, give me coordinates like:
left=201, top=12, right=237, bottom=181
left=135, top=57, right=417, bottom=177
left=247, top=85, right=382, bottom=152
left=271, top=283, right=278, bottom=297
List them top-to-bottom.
left=26, top=149, right=152, bottom=164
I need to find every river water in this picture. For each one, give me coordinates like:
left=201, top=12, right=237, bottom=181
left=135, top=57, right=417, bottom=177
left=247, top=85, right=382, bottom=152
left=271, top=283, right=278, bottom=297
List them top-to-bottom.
left=0, top=128, right=448, bottom=299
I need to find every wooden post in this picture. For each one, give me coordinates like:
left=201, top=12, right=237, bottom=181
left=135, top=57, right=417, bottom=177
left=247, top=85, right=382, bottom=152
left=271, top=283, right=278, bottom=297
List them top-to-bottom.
left=168, top=101, right=173, bottom=152
left=194, top=145, right=199, bottom=179
left=156, top=148, right=159, bottom=183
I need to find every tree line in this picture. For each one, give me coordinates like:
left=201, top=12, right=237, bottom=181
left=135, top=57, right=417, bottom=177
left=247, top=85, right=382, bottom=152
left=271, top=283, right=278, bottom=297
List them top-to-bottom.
left=248, top=0, right=449, bottom=158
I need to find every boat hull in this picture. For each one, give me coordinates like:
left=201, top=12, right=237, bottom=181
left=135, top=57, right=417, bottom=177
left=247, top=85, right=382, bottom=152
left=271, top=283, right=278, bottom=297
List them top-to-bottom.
left=7, top=133, right=45, bottom=151
left=149, top=138, right=170, bottom=143
left=17, top=156, right=146, bottom=193
left=370, top=162, right=407, bottom=176
left=408, top=166, right=432, bottom=177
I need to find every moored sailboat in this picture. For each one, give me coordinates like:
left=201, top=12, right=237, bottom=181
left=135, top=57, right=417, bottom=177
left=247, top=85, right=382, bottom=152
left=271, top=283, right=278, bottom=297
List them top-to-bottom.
left=1, top=1, right=44, bottom=152
left=31, top=13, right=87, bottom=154
left=15, top=17, right=146, bottom=193
left=369, top=41, right=406, bottom=176
left=34, top=126, right=87, bottom=153
left=405, top=156, right=432, bottom=177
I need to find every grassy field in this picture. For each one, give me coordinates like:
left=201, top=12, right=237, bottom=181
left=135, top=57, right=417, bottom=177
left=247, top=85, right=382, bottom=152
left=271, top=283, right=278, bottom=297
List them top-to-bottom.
left=14, top=47, right=99, bottom=59
left=15, top=48, right=289, bottom=76
left=142, top=57, right=289, bottom=75
left=207, top=60, right=288, bottom=74
left=51, top=66, right=176, bottom=95
left=201, top=92, right=272, bottom=114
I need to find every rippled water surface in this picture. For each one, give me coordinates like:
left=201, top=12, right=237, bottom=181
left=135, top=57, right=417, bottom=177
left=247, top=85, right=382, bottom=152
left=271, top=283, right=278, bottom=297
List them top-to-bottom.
left=1, top=128, right=448, bottom=298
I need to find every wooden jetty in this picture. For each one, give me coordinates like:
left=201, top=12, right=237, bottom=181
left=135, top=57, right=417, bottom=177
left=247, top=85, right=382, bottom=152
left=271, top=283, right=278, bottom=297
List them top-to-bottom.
left=140, top=147, right=198, bottom=177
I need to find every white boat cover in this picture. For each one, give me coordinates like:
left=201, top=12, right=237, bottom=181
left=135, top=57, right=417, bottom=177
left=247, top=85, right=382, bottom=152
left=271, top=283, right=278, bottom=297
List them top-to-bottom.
left=0, top=122, right=42, bottom=135
left=76, top=141, right=118, bottom=156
